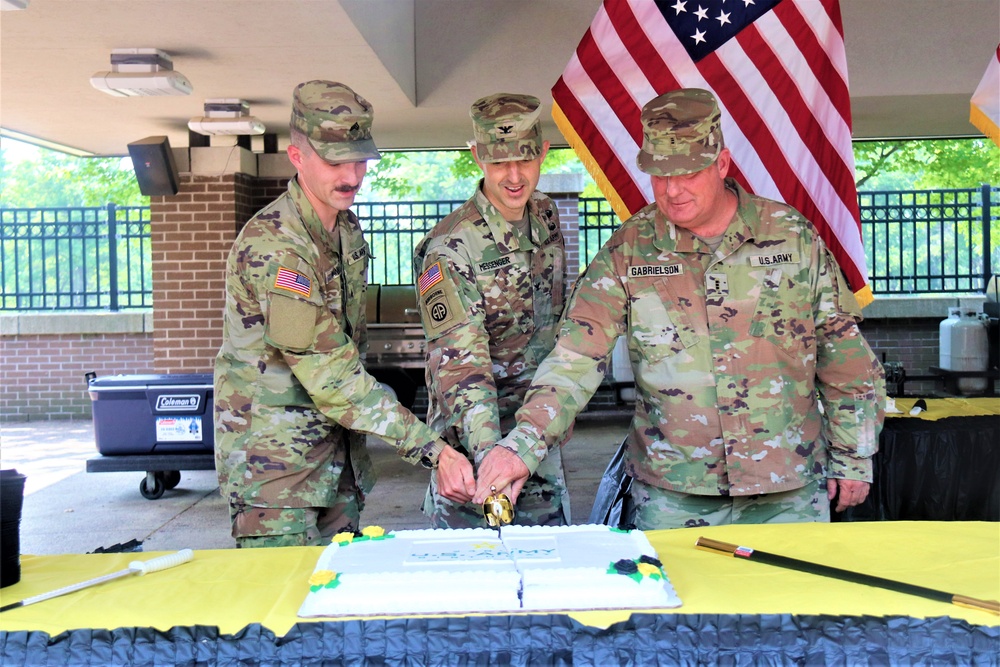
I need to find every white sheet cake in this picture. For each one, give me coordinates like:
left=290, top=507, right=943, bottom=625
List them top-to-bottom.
left=298, top=524, right=682, bottom=618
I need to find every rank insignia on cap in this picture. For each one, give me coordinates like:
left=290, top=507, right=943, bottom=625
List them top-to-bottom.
left=418, top=262, right=444, bottom=295
left=275, top=267, right=312, bottom=297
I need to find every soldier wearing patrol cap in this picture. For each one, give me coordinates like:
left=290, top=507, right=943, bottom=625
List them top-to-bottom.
left=214, top=81, right=472, bottom=548
left=475, top=88, right=885, bottom=529
left=411, top=92, right=573, bottom=528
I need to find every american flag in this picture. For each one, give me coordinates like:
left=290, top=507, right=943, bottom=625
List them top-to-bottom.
left=552, top=0, right=872, bottom=306
left=970, top=44, right=1000, bottom=148
left=418, top=262, right=444, bottom=295
left=274, top=267, right=311, bottom=298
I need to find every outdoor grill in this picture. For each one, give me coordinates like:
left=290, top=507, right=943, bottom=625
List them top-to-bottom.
left=365, top=285, right=427, bottom=409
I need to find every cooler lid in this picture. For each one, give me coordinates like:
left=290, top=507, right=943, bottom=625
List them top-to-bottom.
left=88, top=373, right=213, bottom=389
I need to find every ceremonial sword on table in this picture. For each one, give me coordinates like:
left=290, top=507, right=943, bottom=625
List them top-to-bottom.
left=696, top=537, right=999, bottom=615
left=0, top=549, right=194, bottom=613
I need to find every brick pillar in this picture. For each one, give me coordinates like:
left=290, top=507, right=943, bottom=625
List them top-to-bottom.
left=147, top=148, right=294, bottom=375
left=538, top=173, right=586, bottom=287
left=148, top=174, right=238, bottom=373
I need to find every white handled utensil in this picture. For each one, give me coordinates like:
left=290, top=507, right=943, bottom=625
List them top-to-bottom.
left=0, top=549, right=194, bottom=612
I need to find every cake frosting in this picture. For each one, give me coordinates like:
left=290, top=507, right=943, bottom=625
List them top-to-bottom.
left=298, top=524, right=682, bottom=618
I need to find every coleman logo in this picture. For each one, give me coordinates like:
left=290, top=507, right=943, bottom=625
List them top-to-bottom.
left=750, top=252, right=799, bottom=267
left=477, top=256, right=512, bottom=273
left=628, top=264, right=683, bottom=278
left=155, top=395, right=200, bottom=411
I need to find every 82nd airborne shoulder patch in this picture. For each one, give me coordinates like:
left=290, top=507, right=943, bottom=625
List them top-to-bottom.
left=417, top=261, right=467, bottom=339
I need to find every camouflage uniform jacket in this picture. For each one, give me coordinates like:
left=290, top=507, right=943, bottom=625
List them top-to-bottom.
left=215, top=177, right=443, bottom=510
left=502, top=179, right=885, bottom=496
left=413, top=185, right=566, bottom=460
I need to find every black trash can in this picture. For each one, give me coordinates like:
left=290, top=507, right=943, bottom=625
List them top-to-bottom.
left=88, top=374, right=215, bottom=455
left=1, top=469, right=26, bottom=588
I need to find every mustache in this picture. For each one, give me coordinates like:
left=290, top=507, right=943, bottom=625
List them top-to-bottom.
left=334, top=184, right=360, bottom=194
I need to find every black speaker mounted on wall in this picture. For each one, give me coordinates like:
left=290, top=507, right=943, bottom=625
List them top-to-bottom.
left=127, top=135, right=180, bottom=196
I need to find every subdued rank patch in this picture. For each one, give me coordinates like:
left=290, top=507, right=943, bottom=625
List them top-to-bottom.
left=346, top=247, right=367, bottom=265
left=749, top=251, right=800, bottom=267
left=477, top=255, right=513, bottom=274
left=418, top=262, right=444, bottom=295
left=628, top=264, right=684, bottom=278
left=274, top=267, right=312, bottom=297
left=706, top=272, right=729, bottom=294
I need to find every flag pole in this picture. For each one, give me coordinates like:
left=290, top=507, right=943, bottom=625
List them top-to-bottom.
left=695, top=537, right=999, bottom=615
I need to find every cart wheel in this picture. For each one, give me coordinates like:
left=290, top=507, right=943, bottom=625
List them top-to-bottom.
left=162, top=470, right=181, bottom=490
left=139, top=473, right=165, bottom=500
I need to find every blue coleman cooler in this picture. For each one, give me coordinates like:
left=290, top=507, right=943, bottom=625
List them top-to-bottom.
left=88, top=374, right=215, bottom=455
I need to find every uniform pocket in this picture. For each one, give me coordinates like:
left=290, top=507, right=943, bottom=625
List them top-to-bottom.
left=481, top=259, right=534, bottom=344
left=627, top=284, right=687, bottom=366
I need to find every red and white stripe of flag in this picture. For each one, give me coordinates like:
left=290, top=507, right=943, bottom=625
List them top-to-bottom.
left=553, top=0, right=872, bottom=305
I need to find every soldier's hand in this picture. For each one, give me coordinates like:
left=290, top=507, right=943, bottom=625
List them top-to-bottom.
left=435, top=444, right=476, bottom=503
left=473, top=446, right=530, bottom=505
left=828, top=478, right=869, bottom=512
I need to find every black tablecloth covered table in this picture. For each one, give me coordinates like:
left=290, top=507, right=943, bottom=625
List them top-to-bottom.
left=838, top=398, right=1000, bottom=522
left=1, top=522, right=997, bottom=665
left=2, top=613, right=997, bottom=666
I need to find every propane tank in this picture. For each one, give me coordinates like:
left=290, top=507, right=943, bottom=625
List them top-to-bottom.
left=938, top=307, right=960, bottom=370
left=943, top=310, right=989, bottom=395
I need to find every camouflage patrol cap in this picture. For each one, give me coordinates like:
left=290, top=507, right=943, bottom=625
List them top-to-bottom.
left=290, top=80, right=380, bottom=163
left=636, top=88, right=724, bottom=176
left=470, top=93, right=543, bottom=163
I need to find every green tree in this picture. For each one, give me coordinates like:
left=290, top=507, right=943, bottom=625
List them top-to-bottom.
left=854, top=138, right=999, bottom=190
left=0, top=145, right=146, bottom=208
left=363, top=148, right=601, bottom=200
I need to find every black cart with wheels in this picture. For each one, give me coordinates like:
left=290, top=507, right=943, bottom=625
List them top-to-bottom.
left=86, top=374, right=216, bottom=500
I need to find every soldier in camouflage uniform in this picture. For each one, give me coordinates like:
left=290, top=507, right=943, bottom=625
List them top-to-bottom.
left=214, top=81, right=472, bottom=548
left=474, top=88, right=885, bottom=529
left=412, top=93, right=572, bottom=527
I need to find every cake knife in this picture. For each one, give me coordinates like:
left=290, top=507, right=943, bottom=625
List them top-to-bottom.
left=0, top=549, right=194, bottom=612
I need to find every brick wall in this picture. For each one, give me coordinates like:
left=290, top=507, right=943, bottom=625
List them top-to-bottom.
left=149, top=173, right=248, bottom=374
left=551, top=194, right=580, bottom=281
left=859, top=317, right=943, bottom=396
left=0, top=332, right=154, bottom=420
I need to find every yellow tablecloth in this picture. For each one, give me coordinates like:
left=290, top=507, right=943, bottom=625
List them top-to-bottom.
left=885, top=396, right=1000, bottom=420
left=1, top=521, right=996, bottom=638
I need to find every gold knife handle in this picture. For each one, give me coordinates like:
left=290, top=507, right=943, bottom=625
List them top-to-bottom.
left=952, top=595, right=1000, bottom=615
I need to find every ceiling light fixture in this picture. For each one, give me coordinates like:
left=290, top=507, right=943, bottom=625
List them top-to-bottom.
left=90, top=48, right=193, bottom=97
left=187, top=99, right=265, bottom=136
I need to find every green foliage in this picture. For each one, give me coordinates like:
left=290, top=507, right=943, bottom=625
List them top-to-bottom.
left=854, top=138, right=999, bottom=190
left=0, top=142, right=146, bottom=207
left=363, top=147, right=602, bottom=200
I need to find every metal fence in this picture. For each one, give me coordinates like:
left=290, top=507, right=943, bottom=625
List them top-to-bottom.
left=578, top=185, right=999, bottom=294
left=860, top=185, right=996, bottom=294
left=1, top=186, right=996, bottom=311
left=357, top=200, right=463, bottom=285
left=0, top=204, right=151, bottom=310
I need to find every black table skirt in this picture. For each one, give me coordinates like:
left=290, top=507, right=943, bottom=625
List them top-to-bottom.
left=839, top=414, right=1000, bottom=522
left=2, top=614, right=998, bottom=666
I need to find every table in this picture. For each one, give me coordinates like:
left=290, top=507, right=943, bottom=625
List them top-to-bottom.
left=837, top=397, right=1000, bottom=522
left=1, top=522, right=997, bottom=664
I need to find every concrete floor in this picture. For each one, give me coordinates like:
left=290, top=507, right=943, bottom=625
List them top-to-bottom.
left=0, top=412, right=631, bottom=555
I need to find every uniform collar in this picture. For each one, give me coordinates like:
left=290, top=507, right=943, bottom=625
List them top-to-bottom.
left=287, top=176, right=360, bottom=257
left=473, top=182, right=543, bottom=254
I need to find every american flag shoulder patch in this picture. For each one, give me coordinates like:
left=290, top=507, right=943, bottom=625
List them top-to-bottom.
left=418, top=262, right=444, bottom=295
left=274, top=267, right=312, bottom=297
